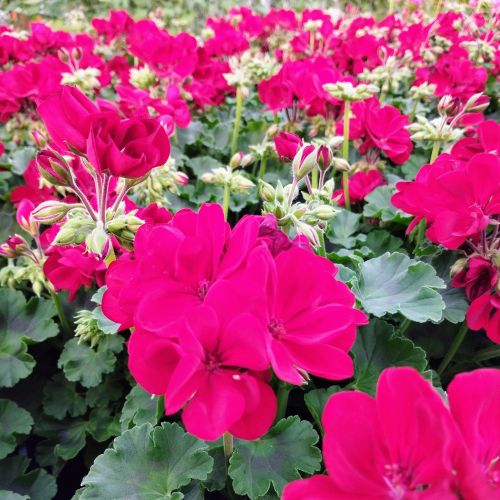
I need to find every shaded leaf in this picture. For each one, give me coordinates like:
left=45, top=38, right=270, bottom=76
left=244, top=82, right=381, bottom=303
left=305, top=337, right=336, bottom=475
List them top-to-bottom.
left=0, top=399, right=33, bottom=459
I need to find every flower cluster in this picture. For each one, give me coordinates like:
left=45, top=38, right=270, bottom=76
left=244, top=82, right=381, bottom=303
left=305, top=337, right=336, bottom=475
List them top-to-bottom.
left=102, top=203, right=367, bottom=440
left=284, top=367, right=500, bottom=498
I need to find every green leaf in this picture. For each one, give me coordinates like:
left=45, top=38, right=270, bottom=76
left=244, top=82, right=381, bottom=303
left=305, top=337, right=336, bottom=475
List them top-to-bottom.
left=10, top=147, right=36, bottom=175
left=188, top=156, right=225, bottom=177
left=363, top=186, right=411, bottom=223
left=328, top=210, right=362, bottom=249
left=365, top=230, right=404, bottom=256
left=352, top=252, right=445, bottom=322
left=0, top=289, right=58, bottom=387
left=352, top=319, right=428, bottom=394
left=58, top=336, right=124, bottom=388
left=43, top=373, right=87, bottom=420
left=120, top=385, right=163, bottom=432
left=304, top=386, right=341, bottom=430
left=0, top=399, right=33, bottom=459
left=87, top=407, right=121, bottom=443
left=229, top=416, right=322, bottom=498
left=35, top=417, right=88, bottom=462
left=80, top=423, right=213, bottom=499
left=0, top=456, right=57, bottom=500
left=0, top=491, right=28, bottom=500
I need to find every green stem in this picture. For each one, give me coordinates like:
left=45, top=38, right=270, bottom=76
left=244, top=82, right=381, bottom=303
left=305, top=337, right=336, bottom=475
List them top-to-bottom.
left=389, top=0, right=395, bottom=14
left=230, top=87, right=243, bottom=156
left=342, top=100, right=351, bottom=210
left=409, top=100, right=418, bottom=122
left=430, top=140, right=441, bottom=163
left=258, top=156, right=267, bottom=180
left=311, top=168, right=318, bottom=190
left=222, top=182, right=230, bottom=221
left=415, top=219, right=426, bottom=249
left=317, top=231, right=326, bottom=257
left=50, top=291, right=72, bottom=336
left=398, top=318, right=411, bottom=336
left=437, top=322, right=469, bottom=375
left=473, top=345, right=500, bottom=363
left=275, top=383, right=291, bottom=423
left=223, top=432, right=236, bottom=498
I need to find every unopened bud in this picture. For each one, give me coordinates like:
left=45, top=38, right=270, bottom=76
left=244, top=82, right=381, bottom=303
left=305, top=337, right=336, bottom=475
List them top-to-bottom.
left=464, top=92, right=489, bottom=113
left=292, top=145, right=317, bottom=180
left=316, top=145, right=333, bottom=172
left=36, top=149, right=72, bottom=186
left=229, top=152, right=244, bottom=169
left=240, top=153, right=254, bottom=168
left=332, top=158, right=351, bottom=172
left=259, top=180, right=276, bottom=202
left=32, top=201, right=76, bottom=224
left=311, top=205, right=337, bottom=221
left=294, top=220, right=320, bottom=247
left=85, top=222, right=109, bottom=256
left=54, top=226, right=79, bottom=246
left=450, top=258, right=467, bottom=278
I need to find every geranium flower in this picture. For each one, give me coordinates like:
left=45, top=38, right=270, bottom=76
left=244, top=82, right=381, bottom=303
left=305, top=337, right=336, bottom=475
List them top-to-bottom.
left=392, top=153, right=500, bottom=249
left=333, top=169, right=386, bottom=206
left=252, top=247, right=367, bottom=385
left=283, top=367, right=492, bottom=499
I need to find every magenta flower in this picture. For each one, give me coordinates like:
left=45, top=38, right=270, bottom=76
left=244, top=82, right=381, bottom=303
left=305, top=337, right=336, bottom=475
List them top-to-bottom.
left=274, top=131, right=303, bottom=161
left=333, top=169, right=386, bottom=207
left=253, top=247, right=367, bottom=385
left=283, top=367, right=486, bottom=499
left=448, top=369, right=500, bottom=492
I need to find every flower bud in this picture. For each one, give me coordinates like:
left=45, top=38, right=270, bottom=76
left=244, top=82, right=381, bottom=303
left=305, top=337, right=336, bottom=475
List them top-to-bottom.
left=464, top=92, right=489, bottom=113
left=292, top=145, right=317, bottom=180
left=316, top=145, right=333, bottom=172
left=36, top=149, right=72, bottom=186
left=229, top=152, right=244, bottom=169
left=240, top=153, right=254, bottom=168
left=332, top=157, right=351, bottom=172
left=259, top=180, right=276, bottom=202
left=16, top=200, right=38, bottom=236
left=32, top=201, right=76, bottom=224
left=311, top=205, right=337, bottom=221
left=294, top=220, right=320, bottom=247
left=85, top=222, right=109, bottom=256
left=53, top=226, right=79, bottom=246
left=0, top=235, right=28, bottom=258
left=450, top=258, right=468, bottom=278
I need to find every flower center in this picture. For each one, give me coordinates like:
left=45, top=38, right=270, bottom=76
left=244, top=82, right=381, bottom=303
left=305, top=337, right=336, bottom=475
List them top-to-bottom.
left=197, top=279, right=211, bottom=301
left=268, top=318, right=286, bottom=340
left=204, top=351, right=222, bottom=372
left=486, top=456, right=500, bottom=487
left=384, top=464, right=415, bottom=499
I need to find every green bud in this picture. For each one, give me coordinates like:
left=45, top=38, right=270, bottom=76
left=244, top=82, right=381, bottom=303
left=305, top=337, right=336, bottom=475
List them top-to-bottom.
left=259, top=180, right=276, bottom=202
left=85, top=222, right=109, bottom=256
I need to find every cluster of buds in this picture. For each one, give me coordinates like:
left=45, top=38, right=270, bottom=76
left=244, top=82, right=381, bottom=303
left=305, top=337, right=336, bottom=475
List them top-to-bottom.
left=421, top=34, right=453, bottom=64
left=461, top=39, right=496, bottom=65
left=59, top=48, right=100, bottom=95
left=360, top=51, right=413, bottom=95
left=223, top=52, right=277, bottom=96
left=129, top=65, right=157, bottom=90
left=323, top=81, right=379, bottom=102
left=409, top=83, right=437, bottom=104
left=409, top=93, right=489, bottom=145
left=5, top=115, right=45, bottom=146
left=262, top=131, right=340, bottom=246
left=34, top=148, right=147, bottom=259
left=201, top=152, right=255, bottom=194
left=130, top=158, right=188, bottom=205
left=259, top=179, right=337, bottom=247
left=0, top=204, right=51, bottom=296
left=74, top=309, right=108, bottom=347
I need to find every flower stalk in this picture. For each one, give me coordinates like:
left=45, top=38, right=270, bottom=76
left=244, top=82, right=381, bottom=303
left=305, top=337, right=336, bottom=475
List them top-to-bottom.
left=231, top=86, right=243, bottom=156
left=342, top=100, right=351, bottom=210
left=437, top=322, right=469, bottom=375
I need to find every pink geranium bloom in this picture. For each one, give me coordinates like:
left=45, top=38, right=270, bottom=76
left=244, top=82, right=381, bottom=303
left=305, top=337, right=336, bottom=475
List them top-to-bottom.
left=451, top=121, right=500, bottom=161
left=274, top=131, right=302, bottom=161
left=392, top=153, right=500, bottom=249
left=333, top=169, right=386, bottom=206
left=102, top=203, right=265, bottom=333
left=252, top=247, right=367, bottom=385
left=451, top=257, right=498, bottom=302
left=466, top=292, right=500, bottom=344
left=283, top=367, right=477, bottom=499
left=448, top=369, right=500, bottom=492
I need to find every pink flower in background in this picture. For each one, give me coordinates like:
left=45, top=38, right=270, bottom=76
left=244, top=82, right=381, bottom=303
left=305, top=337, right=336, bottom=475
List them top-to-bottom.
left=451, top=120, right=500, bottom=161
left=274, top=131, right=302, bottom=161
left=392, top=153, right=500, bottom=249
left=333, top=169, right=386, bottom=206
left=451, top=257, right=498, bottom=302
left=466, top=292, right=500, bottom=344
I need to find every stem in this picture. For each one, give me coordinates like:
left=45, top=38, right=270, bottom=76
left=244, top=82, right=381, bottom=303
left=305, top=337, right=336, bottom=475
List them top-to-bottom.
left=389, top=0, right=395, bottom=14
left=230, top=87, right=243, bottom=156
left=342, top=100, right=351, bottom=210
left=409, top=100, right=418, bottom=122
left=430, top=140, right=441, bottom=163
left=258, top=156, right=267, bottom=180
left=311, top=168, right=318, bottom=190
left=99, top=174, right=110, bottom=223
left=287, top=178, right=298, bottom=207
left=222, top=182, right=230, bottom=221
left=70, top=183, right=97, bottom=221
left=110, top=183, right=131, bottom=217
left=415, top=219, right=426, bottom=249
left=317, top=230, right=326, bottom=257
left=50, top=291, right=72, bottom=336
left=398, top=318, right=411, bottom=336
left=437, top=322, right=469, bottom=375
left=473, top=345, right=500, bottom=363
left=275, top=383, right=291, bottom=423
left=223, top=432, right=234, bottom=468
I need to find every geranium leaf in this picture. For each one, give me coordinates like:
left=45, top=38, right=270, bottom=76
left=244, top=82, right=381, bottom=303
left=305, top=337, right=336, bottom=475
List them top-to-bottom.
left=363, top=186, right=411, bottom=223
left=328, top=210, right=361, bottom=249
left=352, top=252, right=446, bottom=322
left=0, top=289, right=58, bottom=387
left=352, top=319, right=428, bottom=394
left=58, top=336, right=124, bottom=388
left=43, top=373, right=87, bottom=420
left=120, top=385, right=163, bottom=431
left=304, top=386, right=341, bottom=431
left=0, top=399, right=33, bottom=459
left=229, top=416, right=322, bottom=498
left=79, top=423, right=213, bottom=499
left=0, top=456, right=57, bottom=500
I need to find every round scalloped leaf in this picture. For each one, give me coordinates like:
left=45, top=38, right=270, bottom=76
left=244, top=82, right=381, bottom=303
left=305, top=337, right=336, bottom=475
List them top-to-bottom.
left=0, top=399, right=33, bottom=459
left=229, top=416, right=322, bottom=498
left=80, top=423, right=213, bottom=499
